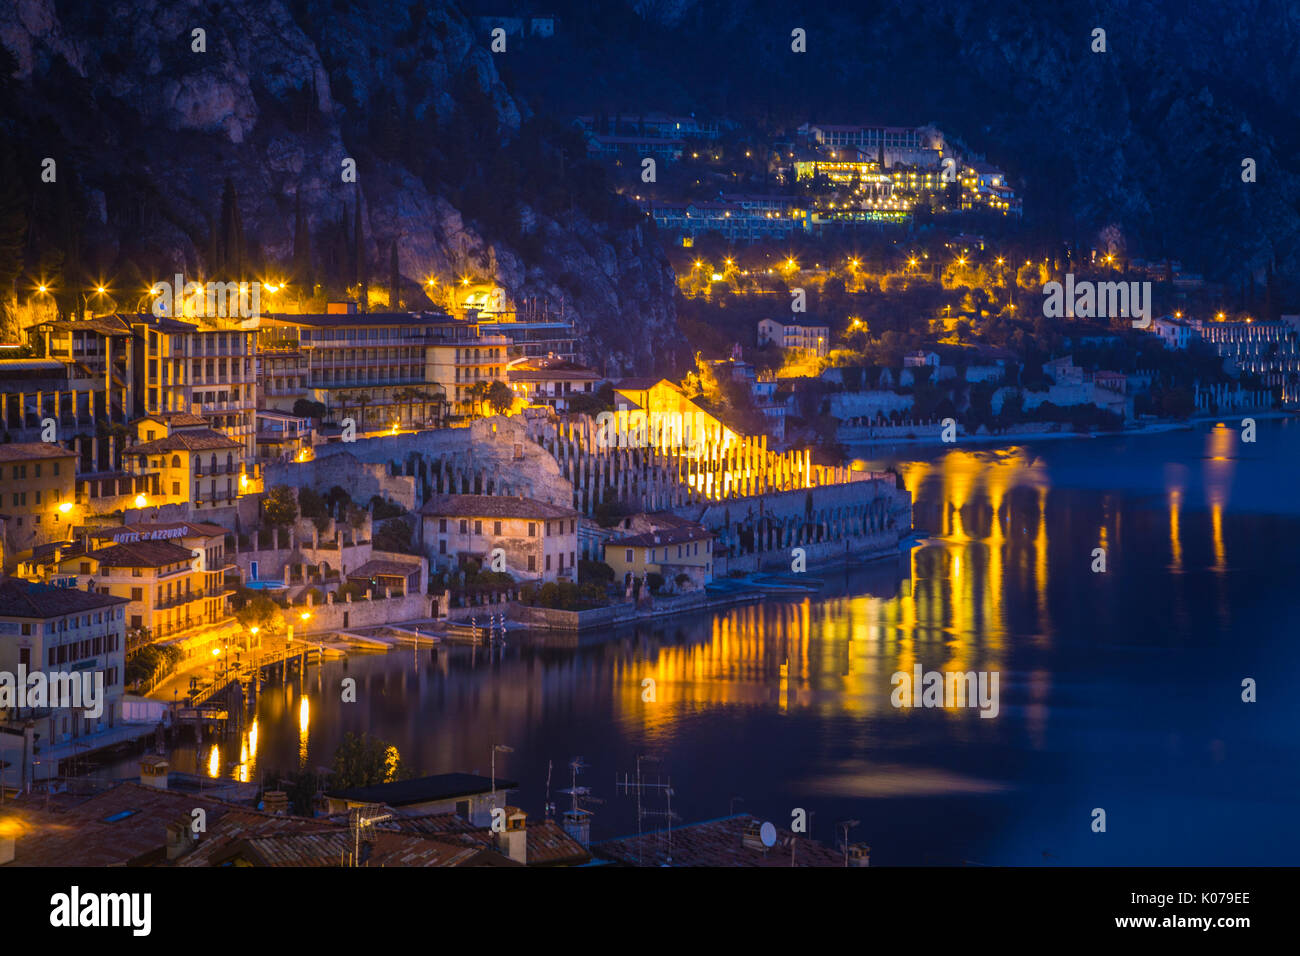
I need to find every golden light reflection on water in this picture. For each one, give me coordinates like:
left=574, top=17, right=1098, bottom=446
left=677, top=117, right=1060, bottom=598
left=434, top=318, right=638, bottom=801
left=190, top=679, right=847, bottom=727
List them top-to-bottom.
left=609, top=438, right=1238, bottom=750
left=298, top=694, right=310, bottom=766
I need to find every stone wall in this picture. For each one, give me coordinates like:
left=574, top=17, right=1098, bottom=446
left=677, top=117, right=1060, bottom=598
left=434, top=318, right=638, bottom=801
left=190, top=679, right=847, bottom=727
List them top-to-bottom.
left=302, top=590, right=434, bottom=632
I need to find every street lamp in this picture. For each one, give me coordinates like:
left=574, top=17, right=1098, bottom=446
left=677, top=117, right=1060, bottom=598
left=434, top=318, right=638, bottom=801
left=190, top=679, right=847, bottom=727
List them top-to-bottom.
left=491, top=743, right=513, bottom=801
left=838, top=818, right=860, bottom=867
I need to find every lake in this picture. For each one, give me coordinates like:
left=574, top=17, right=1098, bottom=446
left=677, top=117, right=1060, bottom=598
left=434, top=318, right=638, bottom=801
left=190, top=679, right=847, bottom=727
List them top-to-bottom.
left=146, top=418, right=1300, bottom=865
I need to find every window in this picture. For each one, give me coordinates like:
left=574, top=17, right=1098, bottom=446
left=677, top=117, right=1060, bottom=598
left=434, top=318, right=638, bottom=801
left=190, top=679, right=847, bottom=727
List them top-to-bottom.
left=439, top=518, right=447, bottom=533
left=459, top=519, right=468, bottom=534
left=474, top=520, right=482, bottom=535
left=494, top=521, right=502, bottom=536
left=528, top=522, right=536, bottom=537
left=439, top=540, right=447, bottom=554
left=625, top=549, right=634, bottom=563
left=546, top=554, right=552, bottom=571
left=527, top=555, right=536, bottom=571
left=79, top=562, right=91, bottom=574
left=131, top=588, right=142, bottom=601
left=20, top=622, right=31, bottom=636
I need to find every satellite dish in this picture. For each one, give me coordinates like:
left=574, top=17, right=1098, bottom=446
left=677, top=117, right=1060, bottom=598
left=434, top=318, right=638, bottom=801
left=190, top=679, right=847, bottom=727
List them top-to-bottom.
left=760, top=821, right=777, bottom=848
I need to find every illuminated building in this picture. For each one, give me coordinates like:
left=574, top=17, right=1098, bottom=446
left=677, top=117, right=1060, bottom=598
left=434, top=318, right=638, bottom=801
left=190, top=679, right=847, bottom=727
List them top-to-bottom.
left=258, top=307, right=509, bottom=427
left=757, top=317, right=830, bottom=358
left=506, top=356, right=602, bottom=412
left=0, top=443, right=78, bottom=555
left=420, top=494, right=579, bottom=581
left=0, top=578, right=129, bottom=783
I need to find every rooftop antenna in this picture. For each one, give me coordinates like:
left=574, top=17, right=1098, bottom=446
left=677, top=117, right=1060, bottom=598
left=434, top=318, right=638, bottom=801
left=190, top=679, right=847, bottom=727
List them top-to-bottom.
left=615, top=755, right=678, bottom=865
left=557, top=757, right=601, bottom=848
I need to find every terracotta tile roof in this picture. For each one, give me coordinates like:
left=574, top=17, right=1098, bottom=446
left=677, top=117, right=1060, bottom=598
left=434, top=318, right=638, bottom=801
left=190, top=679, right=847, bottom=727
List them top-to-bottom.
left=507, top=357, right=600, bottom=382
left=135, top=412, right=209, bottom=427
left=130, top=429, right=242, bottom=454
left=0, top=442, right=76, bottom=463
left=420, top=495, right=577, bottom=521
left=89, top=521, right=227, bottom=542
left=608, top=524, right=712, bottom=548
left=89, top=539, right=196, bottom=568
left=0, top=577, right=128, bottom=618
left=0, top=782, right=251, bottom=867
left=332, top=809, right=589, bottom=865
left=173, top=811, right=335, bottom=866
left=593, top=814, right=846, bottom=867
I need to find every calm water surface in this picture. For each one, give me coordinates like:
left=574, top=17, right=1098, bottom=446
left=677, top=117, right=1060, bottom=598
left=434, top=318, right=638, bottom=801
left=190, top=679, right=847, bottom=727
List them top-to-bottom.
left=148, top=419, right=1300, bottom=864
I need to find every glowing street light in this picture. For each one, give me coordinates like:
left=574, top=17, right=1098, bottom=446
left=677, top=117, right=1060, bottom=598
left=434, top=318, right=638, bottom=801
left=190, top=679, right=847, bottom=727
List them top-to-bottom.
left=134, top=494, right=147, bottom=508
left=58, top=501, right=72, bottom=514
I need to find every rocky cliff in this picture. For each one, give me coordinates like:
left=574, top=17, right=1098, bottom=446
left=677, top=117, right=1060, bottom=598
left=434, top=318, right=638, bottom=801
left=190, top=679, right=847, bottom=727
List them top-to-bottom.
left=0, top=0, right=682, bottom=375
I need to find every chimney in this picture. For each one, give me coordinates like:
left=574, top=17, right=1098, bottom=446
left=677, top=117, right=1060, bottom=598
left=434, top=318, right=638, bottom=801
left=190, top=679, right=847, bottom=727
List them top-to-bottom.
left=139, top=755, right=169, bottom=789
left=263, top=790, right=289, bottom=815
left=496, top=806, right=528, bottom=865
left=561, top=808, right=592, bottom=848
left=165, top=819, right=197, bottom=861
left=741, top=821, right=767, bottom=851
left=847, top=843, right=871, bottom=867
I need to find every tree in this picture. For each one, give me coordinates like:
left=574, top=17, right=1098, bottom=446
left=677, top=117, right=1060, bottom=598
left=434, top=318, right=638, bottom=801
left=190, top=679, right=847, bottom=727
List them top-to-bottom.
left=291, top=189, right=313, bottom=295
left=353, top=198, right=367, bottom=309
left=388, top=238, right=401, bottom=310
left=486, top=379, right=514, bottom=416
left=292, top=398, right=327, bottom=421
left=264, top=484, right=298, bottom=526
left=373, top=517, right=414, bottom=554
left=235, top=594, right=285, bottom=638
left=330, top=732, right=408, bottom=790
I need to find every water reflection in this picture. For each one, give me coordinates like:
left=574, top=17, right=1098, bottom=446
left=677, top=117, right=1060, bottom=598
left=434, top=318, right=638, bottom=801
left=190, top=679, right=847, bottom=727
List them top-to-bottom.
left=122, top=425, right=1300, bottom=864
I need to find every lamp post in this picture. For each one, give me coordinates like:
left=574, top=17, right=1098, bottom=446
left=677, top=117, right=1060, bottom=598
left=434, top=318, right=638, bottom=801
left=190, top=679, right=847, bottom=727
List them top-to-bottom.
left=491, top=743, right=513, bottom=803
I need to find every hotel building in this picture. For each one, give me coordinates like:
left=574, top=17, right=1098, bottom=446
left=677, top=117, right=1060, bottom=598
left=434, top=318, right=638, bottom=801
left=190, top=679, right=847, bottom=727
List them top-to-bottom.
left=257, top=306, right=510, bottom=428
left=0, top=577, right=129, bottom=776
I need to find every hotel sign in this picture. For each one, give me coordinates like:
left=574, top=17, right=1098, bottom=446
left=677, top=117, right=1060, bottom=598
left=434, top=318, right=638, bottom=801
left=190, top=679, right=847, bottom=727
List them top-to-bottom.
left=112, top=527, right=187, bottom=544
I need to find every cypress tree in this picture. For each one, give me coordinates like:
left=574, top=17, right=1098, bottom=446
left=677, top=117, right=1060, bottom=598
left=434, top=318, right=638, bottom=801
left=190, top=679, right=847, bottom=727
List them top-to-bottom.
left=292, top=190, right=313, bottom=295
left=353, top=198, right=366, bottom=310
left=389, top=238, right=400, bottom=311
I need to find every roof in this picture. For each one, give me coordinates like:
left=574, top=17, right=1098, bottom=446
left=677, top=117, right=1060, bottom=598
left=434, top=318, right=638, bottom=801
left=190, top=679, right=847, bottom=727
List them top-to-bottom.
left=263, top=311, right=458, bottom=329
left=36, top=316, right=133, bottom=336
left=762, top=316, right=830, bottom=329
left=506, top=357, right=600, bottom=382
left=134, top=411, right=209, bottom=427
left=130, top=429, right=242, bottom=454
left=0, top=442, right=76, bottom=463
left=420, top=495, right=577, bottom=521
left=90, top=520, right=226, bottom=539
left=608, top=524, right=712, bottom=548
left=89, top=540, right=196, bottom=569
left=348, top=559, right=421, bottom=580
left=0, top=577, right=128, bottom=618
left=324, top=773, right=518, bottom=807
left=0, top=782, right=252, bottom=866
left=333, top=809, right=589, bottom=865
left=593, top=814, right=845, bottom=867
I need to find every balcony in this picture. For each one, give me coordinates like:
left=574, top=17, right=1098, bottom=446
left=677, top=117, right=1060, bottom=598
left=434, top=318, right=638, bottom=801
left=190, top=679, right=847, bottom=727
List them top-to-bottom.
left=155, top=589, right=209, bottom=610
